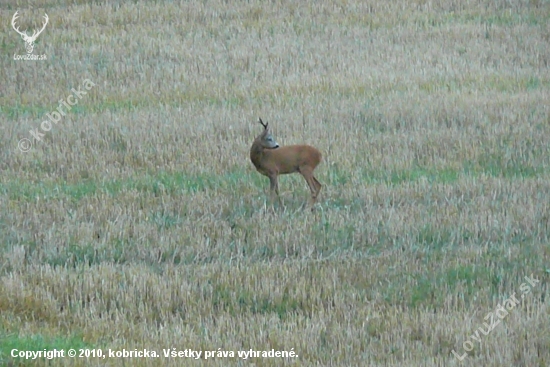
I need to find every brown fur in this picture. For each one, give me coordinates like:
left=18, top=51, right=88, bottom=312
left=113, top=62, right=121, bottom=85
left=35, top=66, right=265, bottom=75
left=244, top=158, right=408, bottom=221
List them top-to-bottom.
left=250, top=118, right=322, bottom=206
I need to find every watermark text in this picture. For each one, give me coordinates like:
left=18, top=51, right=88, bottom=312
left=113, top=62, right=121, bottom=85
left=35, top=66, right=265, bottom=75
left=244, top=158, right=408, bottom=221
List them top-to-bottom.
left=18, top=78, right=95, bottom=152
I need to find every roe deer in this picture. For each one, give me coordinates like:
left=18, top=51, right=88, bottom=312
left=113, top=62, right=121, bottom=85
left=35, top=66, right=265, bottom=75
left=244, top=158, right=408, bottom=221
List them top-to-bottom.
left=250, top=118, right=322, bottom=207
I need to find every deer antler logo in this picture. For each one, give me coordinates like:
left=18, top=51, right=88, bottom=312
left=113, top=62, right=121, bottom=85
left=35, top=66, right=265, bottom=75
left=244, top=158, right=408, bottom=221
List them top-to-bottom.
left=11, top=11, right=49, bottom=54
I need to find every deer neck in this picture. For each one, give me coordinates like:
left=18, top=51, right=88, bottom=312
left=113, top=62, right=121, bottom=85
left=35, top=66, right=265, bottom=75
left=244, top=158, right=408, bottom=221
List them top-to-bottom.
left=250, top=141, right=266, bottom=168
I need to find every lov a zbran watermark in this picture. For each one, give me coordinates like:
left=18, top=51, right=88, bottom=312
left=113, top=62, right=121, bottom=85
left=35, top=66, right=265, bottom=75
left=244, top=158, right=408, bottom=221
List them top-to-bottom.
left=11, top=11, right=48, bottom=61
left=18, top=79, right=96, bottom=152
left=452, top=273, right=539, bottom=361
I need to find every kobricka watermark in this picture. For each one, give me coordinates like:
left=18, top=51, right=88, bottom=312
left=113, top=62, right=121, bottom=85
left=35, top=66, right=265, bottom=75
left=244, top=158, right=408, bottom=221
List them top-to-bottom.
left=17, top=78, right=96, bottom=152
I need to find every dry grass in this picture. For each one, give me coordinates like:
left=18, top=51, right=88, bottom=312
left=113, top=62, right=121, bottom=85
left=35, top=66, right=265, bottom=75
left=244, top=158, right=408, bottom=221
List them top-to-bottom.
left=1, top=0, right=549, bottom=365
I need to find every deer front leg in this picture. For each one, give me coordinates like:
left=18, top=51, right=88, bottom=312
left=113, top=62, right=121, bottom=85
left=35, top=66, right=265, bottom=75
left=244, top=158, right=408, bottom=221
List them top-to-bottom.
left=268, top=173, right=282, bottom=205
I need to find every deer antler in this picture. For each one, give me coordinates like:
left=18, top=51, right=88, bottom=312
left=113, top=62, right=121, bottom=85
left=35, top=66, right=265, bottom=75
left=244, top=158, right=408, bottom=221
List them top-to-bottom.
left=11, top=11, right=26, bottom=38
left=11, top=11, right=48, bottom=42
left=30, top=14, right=49, bottom=41
left=258, top=118, right=268, bottom=129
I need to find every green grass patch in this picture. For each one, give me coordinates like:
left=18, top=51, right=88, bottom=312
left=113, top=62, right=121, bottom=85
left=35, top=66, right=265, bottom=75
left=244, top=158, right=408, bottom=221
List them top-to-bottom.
left=411, top=10, right=547, bottom=29
left=4, top=71, right=547, bottom=120
left=417, top=74, right=550, bottom=94
left=463, top=155, right=541, bottom=179
left=2, top=157, right=547, bottom=205
left=361, top=159, right=545, bottom=186
left=326, top=163, right=351, bottom=185
left=1, top=169, right=266, bottom=202
left=310, top=216, right=357, bottom=255
left=415, top=224, right=455, bottom=250
left=42, top=240, right=129, bottom=268
left=376, top=242, right=543, bottom=310
left=384, top=264, right=506, bottom=309
left=211, top=284, right=305, bottom=318
left=0, top=332, right=92, bottom=365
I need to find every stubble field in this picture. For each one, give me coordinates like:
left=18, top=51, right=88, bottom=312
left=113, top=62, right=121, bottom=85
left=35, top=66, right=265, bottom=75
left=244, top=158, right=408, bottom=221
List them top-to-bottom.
left=1, top=0, right=549, bottom=366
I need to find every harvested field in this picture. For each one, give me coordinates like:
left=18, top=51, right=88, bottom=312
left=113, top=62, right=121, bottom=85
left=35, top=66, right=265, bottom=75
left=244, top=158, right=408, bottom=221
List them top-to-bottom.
left=1, top=0, right=549, bottom=366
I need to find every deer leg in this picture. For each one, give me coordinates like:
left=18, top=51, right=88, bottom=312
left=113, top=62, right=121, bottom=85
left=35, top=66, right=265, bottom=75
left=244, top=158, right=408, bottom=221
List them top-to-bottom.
left=300, top=168, right=319, bottom=205
left=268, top=174, right=282, bottom=205
left=312, top=176, right=322, bottom=198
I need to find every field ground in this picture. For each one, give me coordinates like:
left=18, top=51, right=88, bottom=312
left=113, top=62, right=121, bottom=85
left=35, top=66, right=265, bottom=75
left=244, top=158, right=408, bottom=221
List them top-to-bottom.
left=1, top=0, right=549, bottom=366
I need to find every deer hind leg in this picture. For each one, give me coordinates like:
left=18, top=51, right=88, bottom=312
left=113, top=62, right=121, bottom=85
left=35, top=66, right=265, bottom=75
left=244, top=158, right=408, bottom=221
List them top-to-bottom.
left=300, top=167, right=320, bottom=205
left=312, top=176, right=322, bottom=198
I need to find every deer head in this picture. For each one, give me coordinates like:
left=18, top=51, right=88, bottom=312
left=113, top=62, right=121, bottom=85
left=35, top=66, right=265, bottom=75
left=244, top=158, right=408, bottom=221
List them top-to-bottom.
left=11, top=11, right=49, bottom=54
left=257, top=118, right=279, bottom=149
